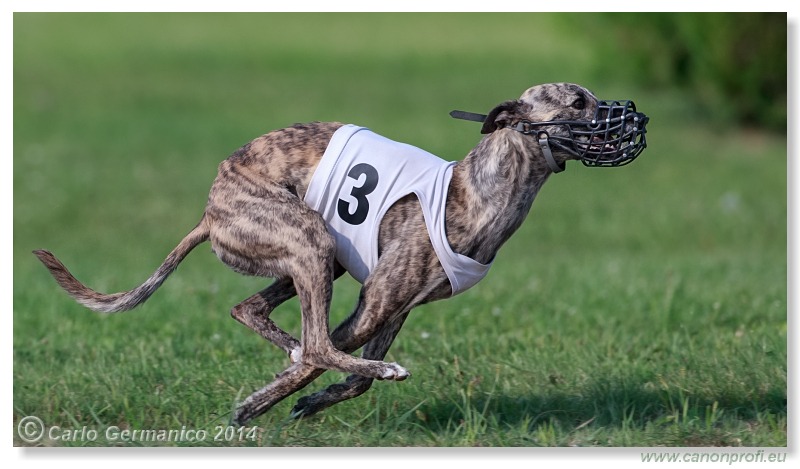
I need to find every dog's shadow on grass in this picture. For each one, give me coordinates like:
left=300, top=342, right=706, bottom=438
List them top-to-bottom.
left=411, top=381, right=787, bottom=446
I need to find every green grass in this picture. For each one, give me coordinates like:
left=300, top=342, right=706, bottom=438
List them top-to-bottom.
left=13, top=13, right=786, bottom=447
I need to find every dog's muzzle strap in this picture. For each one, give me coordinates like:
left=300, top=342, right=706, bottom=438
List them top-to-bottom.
left=449, top=110, right=488, bottom=123
left=451, top=110, right=566, bottom=174
left=538, top=134, right=565, bottom=173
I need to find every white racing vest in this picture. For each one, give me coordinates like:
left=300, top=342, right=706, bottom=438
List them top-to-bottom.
left=304, top=124, right=492, bottom=296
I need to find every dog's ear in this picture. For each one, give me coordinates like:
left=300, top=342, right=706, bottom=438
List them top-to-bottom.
left=481, top=100, right=522, bottom=134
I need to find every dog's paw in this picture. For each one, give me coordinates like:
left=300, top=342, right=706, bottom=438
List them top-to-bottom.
left=381, top=363, right=410, bottom=381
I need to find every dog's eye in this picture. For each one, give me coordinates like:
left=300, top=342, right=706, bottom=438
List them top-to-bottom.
left=571, top=98, right=585, bottom=110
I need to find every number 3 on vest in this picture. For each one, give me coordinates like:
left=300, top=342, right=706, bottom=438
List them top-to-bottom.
left=337, top=163, right=379, bottom=225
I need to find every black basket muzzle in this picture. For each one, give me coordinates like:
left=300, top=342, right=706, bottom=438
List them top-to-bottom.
left=512, top=100, right=649, bottom=169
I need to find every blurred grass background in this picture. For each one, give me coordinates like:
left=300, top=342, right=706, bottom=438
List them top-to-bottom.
left=13, top=13, right=786, bottom=447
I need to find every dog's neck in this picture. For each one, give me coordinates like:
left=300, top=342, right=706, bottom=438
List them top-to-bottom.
left=446, top=130, right=553, bottom=264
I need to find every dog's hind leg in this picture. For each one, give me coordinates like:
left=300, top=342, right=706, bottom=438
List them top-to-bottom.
left=210, top=189, right=408, bottom=382
left=282, top=225, right=455, bottom=418
left=231, top=265, right=346, bottom=363
left=230, top=277, right=302, bottom=361
left=232, top=277, right=416, bottom=424
left=232, top=308, right=409, bottom=425
left=290, top=310, right=411, bottom=418
left=232, top=362, right=325, bottom=425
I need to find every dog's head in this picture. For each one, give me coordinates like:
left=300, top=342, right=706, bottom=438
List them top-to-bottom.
left=480, top=83, right=649, bottom=172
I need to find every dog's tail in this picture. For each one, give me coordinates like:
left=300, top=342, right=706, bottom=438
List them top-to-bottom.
left=33, top=217, right=210, bottom=313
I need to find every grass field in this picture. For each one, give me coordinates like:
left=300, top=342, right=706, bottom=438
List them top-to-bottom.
left=13, top=13, right=787, bottom=447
